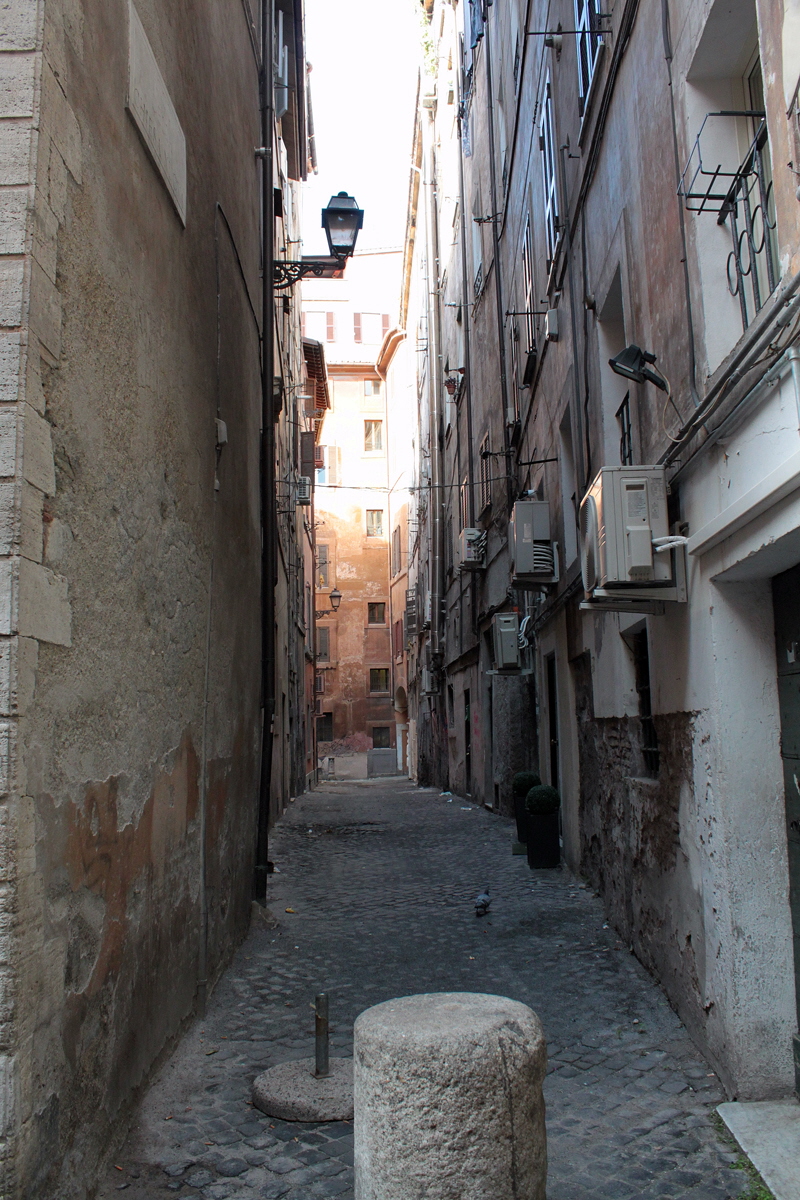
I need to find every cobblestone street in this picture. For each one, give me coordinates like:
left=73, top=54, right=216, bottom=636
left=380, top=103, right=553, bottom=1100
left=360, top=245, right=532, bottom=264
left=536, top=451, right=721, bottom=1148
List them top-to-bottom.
left=99, top=780, right=753, bottom=1200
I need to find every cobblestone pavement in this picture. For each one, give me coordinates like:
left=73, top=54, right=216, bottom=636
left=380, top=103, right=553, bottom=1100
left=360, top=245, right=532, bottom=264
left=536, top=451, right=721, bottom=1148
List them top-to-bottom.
left=99, top=779, right=754, bottom=1200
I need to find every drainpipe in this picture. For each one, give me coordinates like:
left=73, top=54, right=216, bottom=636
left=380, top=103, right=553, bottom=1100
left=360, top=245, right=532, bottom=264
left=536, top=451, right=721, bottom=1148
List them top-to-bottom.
left=255, top=0, right=276, bottom=902
left=483, top=14, right=513, bottom=508
left=455, top=69, right=477, bottom=634
left=423, top=103, right=444, bottom=663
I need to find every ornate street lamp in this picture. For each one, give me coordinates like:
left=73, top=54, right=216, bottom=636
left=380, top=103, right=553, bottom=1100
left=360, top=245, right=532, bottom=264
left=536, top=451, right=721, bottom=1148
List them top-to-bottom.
left=274, top=193, right=364, bottom=289
left=315, top=587, right=343, bottom=619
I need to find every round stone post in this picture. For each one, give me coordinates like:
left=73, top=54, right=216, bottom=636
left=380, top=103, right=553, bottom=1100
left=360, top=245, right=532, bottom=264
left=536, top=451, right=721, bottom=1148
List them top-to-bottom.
left=354, top=992, right=547, bottom=1200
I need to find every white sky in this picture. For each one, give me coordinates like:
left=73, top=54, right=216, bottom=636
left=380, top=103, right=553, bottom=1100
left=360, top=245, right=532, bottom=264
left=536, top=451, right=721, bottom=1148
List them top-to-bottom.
left=301, top=0, right=422, bottom=256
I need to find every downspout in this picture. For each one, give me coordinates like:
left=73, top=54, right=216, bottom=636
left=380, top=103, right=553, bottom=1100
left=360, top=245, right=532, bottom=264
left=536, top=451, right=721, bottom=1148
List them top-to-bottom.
left=255, top=0, right=276, bottom=901
left=483, top=14, right=513, bottom=508
left=456, top=63, right=477, bottom=634
left=424, top=104, right=444, bottom=663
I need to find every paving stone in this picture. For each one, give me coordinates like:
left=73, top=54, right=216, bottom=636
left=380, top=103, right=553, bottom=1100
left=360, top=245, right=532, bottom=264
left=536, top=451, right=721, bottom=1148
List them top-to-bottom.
left=95, top=781, right=745, bottom=1200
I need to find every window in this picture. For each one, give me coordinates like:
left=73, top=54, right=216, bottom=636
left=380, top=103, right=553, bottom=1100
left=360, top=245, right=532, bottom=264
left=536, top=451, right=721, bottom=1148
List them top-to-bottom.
left=575, top=0, right=603, bottom=113
left=539, top=76, right=560, bottom=269
left=521, top=217, right=535, bottom=354
left=304, top=311, right=336, bottom=342
left=354, top=313, right=390, bottom=344
left=364, top=380, right=382, bottom=396
left=617, top=394, right=633, bottom=465
left=364, top=420, right=383, bottom=452
left=479, top=434, right=491, bottom=511
left=315, top=446, right=326, bottom=485
left=459, top=477, right=469, bottom=530
left=366, top=509, right=384, bottom=537
left=392, top=525, right=401, bottom=576
left=317, top=544, right=329, bottom=588
left=368, top=603, right=386, bottom=624
left=393, top=618, right=404, bottom=656
left=317, top=627, right=330, bottom=662
left=632, top=629, right=659, bottom=777
left=369, top=668, right=390, bottom=692
left=315, top=671, right=325, bottom=694
left=317, top=712, right=333, bottom=741
left=372, top=726, right=391, bottom=748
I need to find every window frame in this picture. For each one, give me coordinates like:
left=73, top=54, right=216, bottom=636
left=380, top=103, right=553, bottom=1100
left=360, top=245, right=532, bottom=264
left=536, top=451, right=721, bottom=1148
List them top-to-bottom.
left=575, top=0, right=603, bottom=115
left=539, top=75, right=560, bottom=270
left=364, top=419, right=384, bottom=453
left=366, top=509, right=384, bottom=537
left=367, top=602, right=386, bottom=625
left=369, top=667, right=391, bottom=693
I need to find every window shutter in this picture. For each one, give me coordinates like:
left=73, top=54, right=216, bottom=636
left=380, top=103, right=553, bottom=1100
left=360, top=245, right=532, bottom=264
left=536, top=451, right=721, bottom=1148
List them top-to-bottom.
left=301, top=312, right=306, bottom=337
left=326, top=312, right=335, bottom=341
left=354, top=313, right=362, bottom=343
left=382, top=314, right=390, bottom=339
left=300, top=431, right=315, bottom=477
left=314, top=444, right=325, bottom=468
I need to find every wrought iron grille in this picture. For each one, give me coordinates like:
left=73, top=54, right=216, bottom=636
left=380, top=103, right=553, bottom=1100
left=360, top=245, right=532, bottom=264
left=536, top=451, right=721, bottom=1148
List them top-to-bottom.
left=680, top=111, right=778, bottom=332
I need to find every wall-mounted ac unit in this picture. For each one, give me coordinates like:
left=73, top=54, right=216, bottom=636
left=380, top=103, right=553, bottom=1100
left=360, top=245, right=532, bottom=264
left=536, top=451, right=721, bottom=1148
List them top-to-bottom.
left=579, top=466, right=684, bottom=602
left=297, top=476, right=312, bottom=506
left=509, top=500, right=559, bottom=586
left=458, top=527, right=487, bottom=570
left=492, top=613, right=521, bottom=671
left=421, top=668, right=439, bottom=695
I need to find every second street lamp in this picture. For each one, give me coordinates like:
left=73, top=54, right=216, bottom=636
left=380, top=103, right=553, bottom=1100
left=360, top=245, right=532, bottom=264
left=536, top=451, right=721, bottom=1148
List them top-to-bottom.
left=274, top=193, right=364, bottom=288
left=315, top=588, right=342, bottom=619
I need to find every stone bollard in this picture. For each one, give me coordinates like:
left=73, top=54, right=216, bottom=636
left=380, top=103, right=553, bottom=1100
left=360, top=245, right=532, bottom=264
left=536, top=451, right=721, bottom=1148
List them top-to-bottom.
left=354, top=992, right=547, bottom=1200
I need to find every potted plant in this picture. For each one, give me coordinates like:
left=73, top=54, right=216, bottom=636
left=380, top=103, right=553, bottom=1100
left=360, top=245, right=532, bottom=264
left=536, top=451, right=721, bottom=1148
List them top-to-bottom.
left=511, top=771, right=541, bottom=843
left=525, top=785, right=561, bottom=868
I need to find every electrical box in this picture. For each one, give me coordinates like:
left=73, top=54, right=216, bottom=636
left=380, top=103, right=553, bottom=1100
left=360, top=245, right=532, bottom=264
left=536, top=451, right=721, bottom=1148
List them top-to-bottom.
left=545, top=308, right=559, bottom=342
left=579, top=466, right=676, bottom=596
left=296, top=476, right=312, bottom=506
left=509, top=500, right=559, bottom=586
left=458, top=527, right=487, bottom=570
left=492, top=613, right=521, bottom=671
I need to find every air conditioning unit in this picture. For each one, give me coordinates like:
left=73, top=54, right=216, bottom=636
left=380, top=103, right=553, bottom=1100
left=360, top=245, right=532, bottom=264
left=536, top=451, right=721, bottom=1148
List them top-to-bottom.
left=579, top=466, right=677, bottom=597
left=296, top=476, right=312, bottom=506
left=509, top=500, right=559, bottom=586
left=458, top=527, right=487, bottom=570
left=492, top=613, right=521, bottom=671
left=421, top=668, right=439, bottom=695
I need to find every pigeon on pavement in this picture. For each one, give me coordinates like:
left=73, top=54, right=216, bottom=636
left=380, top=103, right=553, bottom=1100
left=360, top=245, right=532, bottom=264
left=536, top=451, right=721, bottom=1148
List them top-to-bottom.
left=474, top=888, right=491, bottom=917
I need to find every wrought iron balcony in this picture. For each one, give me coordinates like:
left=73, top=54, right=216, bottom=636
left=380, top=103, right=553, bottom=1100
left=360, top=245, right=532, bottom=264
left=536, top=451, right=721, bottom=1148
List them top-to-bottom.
left=680, top=111, right=778, bottom=332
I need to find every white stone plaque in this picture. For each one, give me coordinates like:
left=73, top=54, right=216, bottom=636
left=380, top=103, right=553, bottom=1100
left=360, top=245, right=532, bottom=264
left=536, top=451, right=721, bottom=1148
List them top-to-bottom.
left=127, top=0, right=186, bottom=224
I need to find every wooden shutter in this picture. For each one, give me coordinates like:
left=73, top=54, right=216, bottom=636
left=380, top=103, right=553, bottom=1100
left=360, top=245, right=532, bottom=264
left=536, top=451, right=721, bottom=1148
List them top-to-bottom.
left=326, top=312, right=335, bottom=341
left=353, top=313, right=362, bottom=343
left=300, top=431, right=315, bottom=477
left=314, top=444, right=325, bottom=468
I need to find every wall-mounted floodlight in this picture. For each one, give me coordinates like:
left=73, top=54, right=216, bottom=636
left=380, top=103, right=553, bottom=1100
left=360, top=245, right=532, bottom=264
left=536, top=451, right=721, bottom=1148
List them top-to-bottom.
left=609, top=344, right=668, bottom=391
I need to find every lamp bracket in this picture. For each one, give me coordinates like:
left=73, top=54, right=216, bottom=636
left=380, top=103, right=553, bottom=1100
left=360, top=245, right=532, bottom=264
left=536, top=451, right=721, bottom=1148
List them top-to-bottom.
left=273, top=259, right=336, bottom=289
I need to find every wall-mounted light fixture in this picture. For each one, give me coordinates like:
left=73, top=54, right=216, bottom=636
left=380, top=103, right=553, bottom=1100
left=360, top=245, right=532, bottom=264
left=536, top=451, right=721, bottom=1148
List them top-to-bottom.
left=274, top=193, right=364, bottom=289
left=609, top=344, right=668, bottom=392
left=315, top=587, right=343, bottom=619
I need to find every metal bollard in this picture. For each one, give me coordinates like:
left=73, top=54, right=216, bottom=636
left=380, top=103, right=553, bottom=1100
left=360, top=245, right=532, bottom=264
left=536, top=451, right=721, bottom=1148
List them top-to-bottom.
left=315, top=992, right=330, bottom=1077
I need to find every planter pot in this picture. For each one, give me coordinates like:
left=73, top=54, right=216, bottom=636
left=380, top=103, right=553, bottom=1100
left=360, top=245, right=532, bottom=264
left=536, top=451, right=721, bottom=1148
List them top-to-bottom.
left=513, top=793, right=528, bottom=843
left=525, top=811, right=560, bottom=868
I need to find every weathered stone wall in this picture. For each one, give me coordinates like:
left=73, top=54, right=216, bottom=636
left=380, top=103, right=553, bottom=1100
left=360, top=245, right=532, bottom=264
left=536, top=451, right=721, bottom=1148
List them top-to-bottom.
left=0, top=0, right=265, bottom=1194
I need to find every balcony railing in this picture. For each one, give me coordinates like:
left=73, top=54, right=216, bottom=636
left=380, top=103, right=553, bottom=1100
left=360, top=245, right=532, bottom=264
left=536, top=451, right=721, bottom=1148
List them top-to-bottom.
left=680, top=111, right=778, bottom=332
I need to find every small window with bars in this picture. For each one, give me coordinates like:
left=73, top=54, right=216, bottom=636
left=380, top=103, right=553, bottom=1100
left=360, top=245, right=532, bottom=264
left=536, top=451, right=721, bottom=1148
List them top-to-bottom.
left=617, top=394, right=633, bottom=466
left=364, top=420, right=383, bottom=453
left=479, top=435, right=492, bottom=511
left=366, top=509, right=384, bottom=537
left=316, top=544, right=330, bottom=587
left=632, top=629, right=659, bottom=778
left=369, top=668, right=390, bottom=693
left=372, top=726, right=391, bottom=748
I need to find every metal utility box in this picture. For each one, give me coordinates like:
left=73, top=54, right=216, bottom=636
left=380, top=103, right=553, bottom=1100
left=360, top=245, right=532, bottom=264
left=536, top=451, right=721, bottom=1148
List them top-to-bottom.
left=509, top=500, right=558, bottom=585
left=458, top=527, right=486, bottom=570
left=493, top=613, right=521, bottom=671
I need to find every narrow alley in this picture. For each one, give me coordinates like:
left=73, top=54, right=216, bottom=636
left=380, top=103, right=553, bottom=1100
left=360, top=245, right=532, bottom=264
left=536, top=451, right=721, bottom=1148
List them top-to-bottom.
left=99, top=780, right=748, bottom=1200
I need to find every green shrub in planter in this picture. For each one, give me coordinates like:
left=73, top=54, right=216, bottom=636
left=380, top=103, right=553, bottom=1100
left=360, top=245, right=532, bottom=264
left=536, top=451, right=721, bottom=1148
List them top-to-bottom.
left=511, top=771, right=541, bottom=842
left=525, top=785, right=560, bottom=868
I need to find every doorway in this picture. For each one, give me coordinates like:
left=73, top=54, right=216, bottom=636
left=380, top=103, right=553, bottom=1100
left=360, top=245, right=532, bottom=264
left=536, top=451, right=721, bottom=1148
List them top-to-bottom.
left=772, top=562, right=800, bottom=1091
left=546, top=654, right=559, bottom=791
left=464, top=688, right=472, bottom=795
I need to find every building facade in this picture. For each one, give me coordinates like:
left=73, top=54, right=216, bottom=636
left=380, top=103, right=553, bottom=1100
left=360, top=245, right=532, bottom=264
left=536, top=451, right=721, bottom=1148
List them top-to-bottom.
left=0, top=0, right=315, bottom=1194
left=411, top=0, right=800, bottom=1101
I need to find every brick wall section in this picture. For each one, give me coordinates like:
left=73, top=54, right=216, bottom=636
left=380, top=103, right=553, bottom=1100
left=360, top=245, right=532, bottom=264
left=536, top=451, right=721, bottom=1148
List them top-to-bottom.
left=0, top=0, right=75, bottom=1192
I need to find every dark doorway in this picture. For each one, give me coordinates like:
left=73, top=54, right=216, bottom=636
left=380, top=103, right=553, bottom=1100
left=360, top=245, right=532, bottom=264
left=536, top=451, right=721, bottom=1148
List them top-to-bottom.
left=772, top=562, right=800, bottom=1092
left=546, top=654, right=559, bottom=791
left=464, top=688, right=472, bottom=795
